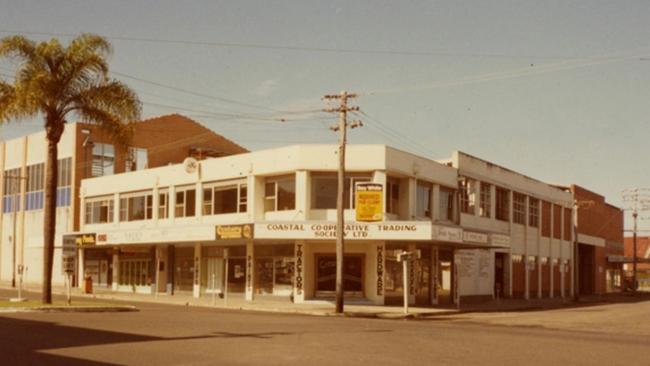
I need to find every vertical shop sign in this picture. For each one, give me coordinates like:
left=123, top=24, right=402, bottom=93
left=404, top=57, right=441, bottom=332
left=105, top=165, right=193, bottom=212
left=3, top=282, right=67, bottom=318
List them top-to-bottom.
left=295, top=244, right=304, bottom=295
left=376, top=245, right=384, bottom=296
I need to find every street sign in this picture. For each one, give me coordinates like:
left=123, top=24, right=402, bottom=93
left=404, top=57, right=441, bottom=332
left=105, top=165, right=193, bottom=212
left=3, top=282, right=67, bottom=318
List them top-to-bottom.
left=355, top=182, right=383, bottom=222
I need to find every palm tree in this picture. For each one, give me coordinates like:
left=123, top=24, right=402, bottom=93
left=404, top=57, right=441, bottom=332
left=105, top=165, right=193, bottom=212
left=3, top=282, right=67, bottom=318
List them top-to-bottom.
left=0, top=34, right=141, bottom=304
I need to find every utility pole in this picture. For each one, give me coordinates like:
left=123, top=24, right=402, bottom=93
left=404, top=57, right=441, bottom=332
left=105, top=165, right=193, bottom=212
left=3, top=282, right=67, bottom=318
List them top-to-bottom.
left=323, top=91, right=361, bottom=314
left=4, top=173, right=27, bottom=289
left=622, top=188, right=650, bottom=294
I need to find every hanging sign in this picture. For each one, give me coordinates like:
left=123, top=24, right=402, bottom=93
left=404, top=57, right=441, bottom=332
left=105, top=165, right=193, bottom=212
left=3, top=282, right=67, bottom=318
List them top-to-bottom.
left=355, top=182, right=383, bottom=222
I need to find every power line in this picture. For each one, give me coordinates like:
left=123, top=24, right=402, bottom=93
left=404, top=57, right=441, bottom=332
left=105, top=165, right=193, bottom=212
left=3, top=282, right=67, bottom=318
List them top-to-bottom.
left=0, top=29, right=638, bottom=61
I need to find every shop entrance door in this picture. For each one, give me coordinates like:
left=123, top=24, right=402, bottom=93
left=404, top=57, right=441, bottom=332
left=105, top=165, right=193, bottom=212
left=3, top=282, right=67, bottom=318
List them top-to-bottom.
left=437, top=249, right=454, bottom=305
left=315, top=255, right=363, bottom=296
left=202, top=258, right=224, bottom=294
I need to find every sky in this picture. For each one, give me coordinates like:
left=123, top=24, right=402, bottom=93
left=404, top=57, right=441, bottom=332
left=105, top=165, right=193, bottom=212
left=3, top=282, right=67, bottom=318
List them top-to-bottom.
left=1, top=0, right=649, bottom=231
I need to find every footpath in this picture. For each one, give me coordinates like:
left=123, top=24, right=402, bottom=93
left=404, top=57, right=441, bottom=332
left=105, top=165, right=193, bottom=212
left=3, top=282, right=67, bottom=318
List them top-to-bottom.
left=2, top=281, right=646, bottom=319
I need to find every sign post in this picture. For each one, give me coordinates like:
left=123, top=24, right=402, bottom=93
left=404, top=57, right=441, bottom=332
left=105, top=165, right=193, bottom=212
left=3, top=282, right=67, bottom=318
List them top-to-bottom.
left=397, top=250, right=421, bottom=315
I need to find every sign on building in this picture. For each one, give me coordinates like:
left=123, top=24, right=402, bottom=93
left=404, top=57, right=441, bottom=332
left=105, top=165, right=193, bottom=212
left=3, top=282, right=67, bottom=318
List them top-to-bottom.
left=355, top=182, right=383, bottom=222
left=215, top=224, right=253, bottom=240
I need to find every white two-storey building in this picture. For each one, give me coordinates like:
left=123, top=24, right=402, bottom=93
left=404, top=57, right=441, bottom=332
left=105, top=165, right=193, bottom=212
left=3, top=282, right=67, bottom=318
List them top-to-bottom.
left=77, top=144, right=575, bottom=306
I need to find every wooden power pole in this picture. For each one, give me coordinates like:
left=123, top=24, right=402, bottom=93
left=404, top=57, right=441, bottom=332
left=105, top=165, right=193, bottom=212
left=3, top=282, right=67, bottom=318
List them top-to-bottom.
left=323, top=91, right=361, bottom=313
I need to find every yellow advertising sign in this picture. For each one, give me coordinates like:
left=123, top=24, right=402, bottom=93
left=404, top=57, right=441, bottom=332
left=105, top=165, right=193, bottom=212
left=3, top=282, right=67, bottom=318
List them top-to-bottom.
left=355, top=183, right=383, bottom=222
left=216, top=224, right=253, bottom=240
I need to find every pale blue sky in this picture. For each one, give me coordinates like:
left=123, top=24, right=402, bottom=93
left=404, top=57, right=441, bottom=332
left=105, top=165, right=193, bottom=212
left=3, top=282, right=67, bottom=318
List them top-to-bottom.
left=1, top=0, right=649, bottom=230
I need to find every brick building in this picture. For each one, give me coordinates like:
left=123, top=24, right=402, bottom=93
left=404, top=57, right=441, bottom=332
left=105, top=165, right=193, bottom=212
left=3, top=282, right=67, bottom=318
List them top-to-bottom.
left=0, top=114, right=246, bottom=288
left=568, top=185, right=625, bottom=294
left=624, top=236, right=650, bottom=290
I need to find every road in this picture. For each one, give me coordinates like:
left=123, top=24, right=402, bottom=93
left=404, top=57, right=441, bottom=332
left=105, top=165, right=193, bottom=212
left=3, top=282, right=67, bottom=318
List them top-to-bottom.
left=0, top=289, right=647, bottom=366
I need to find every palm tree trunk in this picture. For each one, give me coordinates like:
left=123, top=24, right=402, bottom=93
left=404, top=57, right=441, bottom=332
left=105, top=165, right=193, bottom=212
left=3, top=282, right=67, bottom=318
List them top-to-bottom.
left=42, top=136, right=58, bottom=304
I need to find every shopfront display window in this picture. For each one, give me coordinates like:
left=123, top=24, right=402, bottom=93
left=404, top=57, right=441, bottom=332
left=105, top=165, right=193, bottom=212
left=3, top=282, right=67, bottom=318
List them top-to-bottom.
left=254, top=244, right=294, bottom=296
left=315, top=255, right=363, bottom=294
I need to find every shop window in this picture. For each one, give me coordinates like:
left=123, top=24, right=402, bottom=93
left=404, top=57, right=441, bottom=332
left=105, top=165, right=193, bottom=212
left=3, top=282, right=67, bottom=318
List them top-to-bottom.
left=92, top=143, right=114, bottom=177
left=125, top=147, right=148, bottom=172
left=56, top=158, right=72, bottom=207
left=25, top=163, right=44, bottom=211
left=2, top=168, right=22, bottom=213
left=311, top=173, right=371, bottom=209
left=265, top=175, right=295, bottom=212
left=459, top=177, right=476, bottom=215
left=386, top=178, right=400, bottom=215
left=416, top=181, right=432, bottom=218
left=202, top=182, right=247, bottom=215
left=479, top=182, right=491, bottom=218
left=175, top=187, right=196, bottom=218
left=437, top=187, right=454, bottom=221
left=495, top=187, right=510, bottom=222
left=158, top=189, right=169, bottom=219
left=119, top=191, right=154, bottom=221
left=513, top=192, right=526, bottom=225
left=85, top=197, right=114, bottom=224
left=529, top=198, right=539, bottom=227
left=119, top=259, right=151, bottom=287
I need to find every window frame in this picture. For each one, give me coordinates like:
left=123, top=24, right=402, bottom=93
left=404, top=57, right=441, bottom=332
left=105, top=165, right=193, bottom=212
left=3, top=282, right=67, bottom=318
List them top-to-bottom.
left=91, top=143, right=115, bottom=177
left=310, top=172, right=372, bottom=210
left=264, top=175, right=296, bottom=212
left=459, top=177, right=476, bottom=215
left=202, top=180, right=247, bottom=216
left=415, top=181, right=432, bottom=218
left=479, top=182, right=492, bottom=218
left=175, top=186, right=196, bottom=218
left=495, top=186, right=510, bottom=222
left=119, top=190, right=154, bottom=222
left=512, top=192, right=526, bottom=225
left=85, top=196, right=114, bottom=224
left=528, top=198, right=540, bottom=228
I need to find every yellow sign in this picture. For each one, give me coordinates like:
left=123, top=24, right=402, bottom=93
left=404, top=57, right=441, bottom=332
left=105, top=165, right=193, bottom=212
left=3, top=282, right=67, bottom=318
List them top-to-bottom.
left=355, top=183, right=383, bottom=222
left=216, top=224, right=253, bottom=240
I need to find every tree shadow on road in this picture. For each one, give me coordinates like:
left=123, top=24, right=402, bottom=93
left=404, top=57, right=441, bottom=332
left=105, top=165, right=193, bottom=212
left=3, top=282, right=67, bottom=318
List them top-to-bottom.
left=0, top=316, right=295, bottom=365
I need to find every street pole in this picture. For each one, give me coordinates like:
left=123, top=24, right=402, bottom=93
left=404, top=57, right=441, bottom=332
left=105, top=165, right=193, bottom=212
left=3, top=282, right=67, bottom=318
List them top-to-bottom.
left=323, top=91, right=360, bottom=314
left=12, top=188, right=17, bottom=288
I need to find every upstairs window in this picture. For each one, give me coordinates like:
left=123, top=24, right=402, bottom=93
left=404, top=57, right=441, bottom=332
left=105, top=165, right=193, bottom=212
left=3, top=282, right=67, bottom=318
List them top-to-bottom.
left=92, top=143, right=114, bottom=177
left=126, top=147, right=148, bottom=172
left=56, top=158, right=72, bottom=207
left=25, top=163, right=44, bottom=211
left=2, top=168, right=22, bottom=213
left=311, top=173, right=371, bottom=209
left=265, top=176, right=295, bottom=212
left=459, top=177, right=477, bottom=215
left=385, top=178, right=400, bottom=215
left=416, top=181, right=432, bottom=218
left=203, top=182, right=247, bottom=215
left=479, top=182, right=491, bottom=218
left=175, top=186, right=196, bottom=218
left=437, top=187, right=454, bottom=221
left=495, top=187, right=510, bottom=222
left=158, top=189, right=169, bottom=219
left=119, top=191, right=153, bottom=221
left=513, top=192, right=526, bottom=225
left=85, top=197, right=114, bottom=224
left=529, top=198, right=539, bottom=227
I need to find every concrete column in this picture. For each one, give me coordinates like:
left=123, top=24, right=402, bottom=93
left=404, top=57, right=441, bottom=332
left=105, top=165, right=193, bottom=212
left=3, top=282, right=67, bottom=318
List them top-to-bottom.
left=295, top=170, right=309, bottom=220
left=249, top=175, right=265, bottom=221
left=407, top=177, right=417, bottom=220
left=475, top=181, right=482, bottom=217
left=195, top=182, right=203, bottom=220
left=432, top=184, right=440, bottom=221
left=490, top=184, right=496, bottom=220
left=152, top=185, right=159, bottom=222
left=169, top=185, right=176, bottom=221
left=113, top=192, right=120, bottom=223
left=245, top=240, right=254, bottom=301
left=293, top=241, right=306, bottom=303
left=375, top=242, right=386, bottom=305
left=193, top=243, right=201, bottom=298
left=408, top=243, right=416, bottom=305
left=167, top=245, right=174, bottom=295
left=431, top=246, right=439, bottom=305
left=77, top=247, right=85, bottom=290
left=111, top=250, right=119, bottom=291
left=507, top=253, right=513, bottom=298
left=524, top=255, right=530, bottom=300
left=537, top=256, right=542, bottom=299
left=561, top=259, right=566, bottom=298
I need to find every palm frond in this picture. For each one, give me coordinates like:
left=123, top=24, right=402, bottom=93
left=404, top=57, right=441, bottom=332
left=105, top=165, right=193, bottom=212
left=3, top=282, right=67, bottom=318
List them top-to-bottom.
left=0, top=35, right=38, bottom=61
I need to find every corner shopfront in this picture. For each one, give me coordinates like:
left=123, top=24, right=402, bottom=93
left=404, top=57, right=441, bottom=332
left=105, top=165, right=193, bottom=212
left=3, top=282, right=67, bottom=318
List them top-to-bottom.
left=80, top=221, right=498, bottom=306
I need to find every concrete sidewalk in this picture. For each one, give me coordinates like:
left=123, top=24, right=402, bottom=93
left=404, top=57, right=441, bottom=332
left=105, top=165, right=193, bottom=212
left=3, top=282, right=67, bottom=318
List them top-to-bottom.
left=4, top=281, right=644, bottom=319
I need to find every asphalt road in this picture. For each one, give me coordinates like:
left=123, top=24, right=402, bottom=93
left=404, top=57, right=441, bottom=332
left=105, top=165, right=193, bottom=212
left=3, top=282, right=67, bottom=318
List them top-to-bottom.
left=0, top=289, right=647, bottom=366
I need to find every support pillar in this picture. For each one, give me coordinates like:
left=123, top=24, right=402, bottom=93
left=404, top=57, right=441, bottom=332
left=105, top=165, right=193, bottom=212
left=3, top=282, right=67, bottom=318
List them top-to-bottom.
left=245, top=240, right=254, bottom=301
left=293, top=241, right=305, bottom=303
left=193, top=243, right=201, bottom=298
left=407, top=243, right=416, bottom=305
left=431, top=247, right=439, bottom=305
left=111, top=249, right=119, bottom=291
left=537, top=256, right=542, bottom=299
